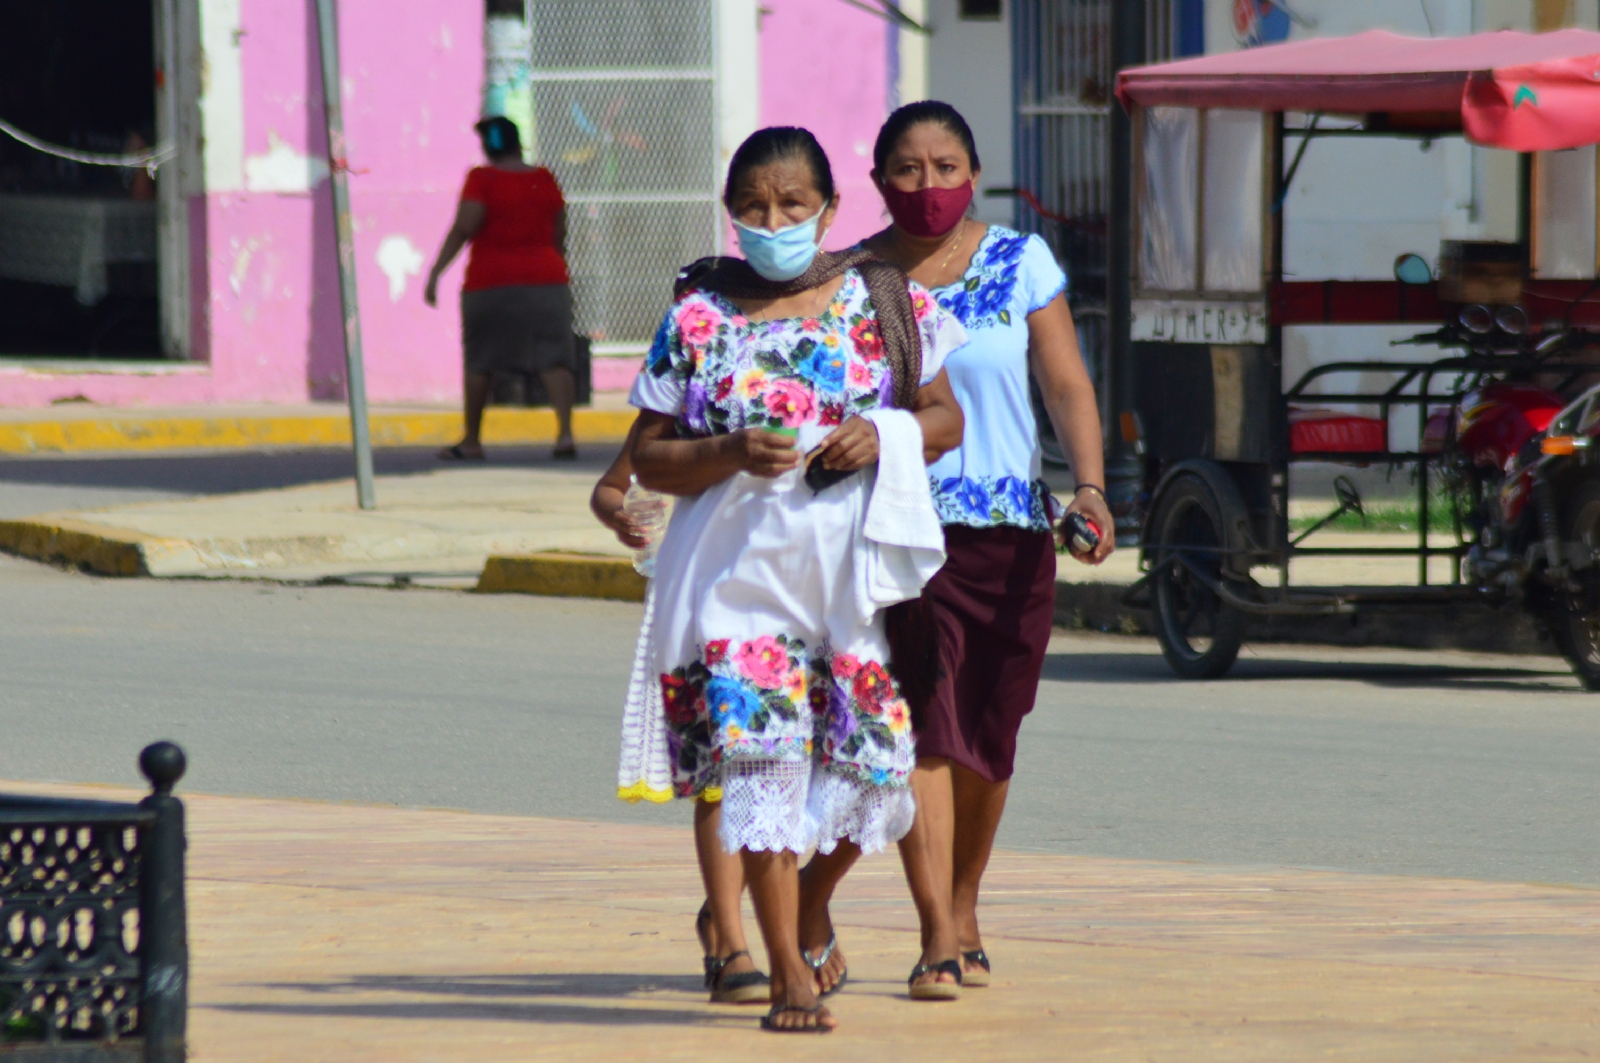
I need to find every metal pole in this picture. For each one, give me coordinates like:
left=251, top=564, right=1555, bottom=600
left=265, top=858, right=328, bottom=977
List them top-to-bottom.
left=316, top=0, right=377, bottom=510
left=1105, top=0, right=1146, bottom=544
left=137, top=742, right=188, bottom=1063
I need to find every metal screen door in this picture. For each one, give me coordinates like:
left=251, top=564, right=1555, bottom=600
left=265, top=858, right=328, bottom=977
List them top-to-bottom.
left=530, top=0, right=719, bottom=350
left=1011, top=0, right=1196, bottom=428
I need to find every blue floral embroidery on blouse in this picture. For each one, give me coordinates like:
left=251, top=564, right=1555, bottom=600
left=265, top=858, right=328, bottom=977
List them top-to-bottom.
left=939, top=231, right=1031, bottom=330
left=646, top=317, right=674, bottom=376
left=798, top=342, right=847, bottom=395
left=932, top=474, right=1053, bottom=530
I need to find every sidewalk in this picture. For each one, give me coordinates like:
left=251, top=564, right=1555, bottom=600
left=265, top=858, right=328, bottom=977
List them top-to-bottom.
left=0, top=399, right=634, bottom=455
left=0, top=464, right=628, bottom=586
left=10, top=779, right=1599, bottom=1061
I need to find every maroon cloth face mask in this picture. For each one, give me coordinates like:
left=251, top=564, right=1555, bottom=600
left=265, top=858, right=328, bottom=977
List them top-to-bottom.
left=880, top=182, right=974, bottom=238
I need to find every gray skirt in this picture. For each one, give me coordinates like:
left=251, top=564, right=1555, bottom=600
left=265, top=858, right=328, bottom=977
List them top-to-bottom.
left=461, top=284, right=575, bottom=375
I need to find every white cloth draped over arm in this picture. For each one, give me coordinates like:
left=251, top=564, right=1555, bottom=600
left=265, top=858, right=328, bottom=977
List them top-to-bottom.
left=853, top=407, right=946, bottom=623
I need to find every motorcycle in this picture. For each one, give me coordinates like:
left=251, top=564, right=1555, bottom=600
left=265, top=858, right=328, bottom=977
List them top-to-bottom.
left=1419, top=327, right=1600, bottom=688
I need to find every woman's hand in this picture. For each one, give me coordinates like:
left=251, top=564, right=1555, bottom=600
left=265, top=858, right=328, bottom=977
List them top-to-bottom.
left=423, top=200, right=484, bottom=310
left=632, top=413, right=798, bottom=495
left=810, top=417, right=879, bottom=473
left=590, top=418, right=652, bottom=548
left=733, top=428, right=802, bottom=478
left=590, top=484, right=652, bottom=550
left=1060, top=487, right=1115, bottom=565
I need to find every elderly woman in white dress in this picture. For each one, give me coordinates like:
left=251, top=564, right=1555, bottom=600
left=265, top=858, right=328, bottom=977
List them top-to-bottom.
left=624, top=127, right=965, bottom=1033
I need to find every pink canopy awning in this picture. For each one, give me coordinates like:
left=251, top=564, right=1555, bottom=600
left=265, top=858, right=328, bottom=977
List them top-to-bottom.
left=1115, top=29, right=1600, bottom=151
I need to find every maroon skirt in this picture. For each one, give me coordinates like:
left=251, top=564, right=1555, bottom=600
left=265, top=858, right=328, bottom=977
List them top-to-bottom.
left=916, top=525, right=1057, bottom=783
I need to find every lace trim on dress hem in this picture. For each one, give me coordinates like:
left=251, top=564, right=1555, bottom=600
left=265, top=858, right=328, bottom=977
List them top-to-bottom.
left=718, top=760, right=813, bottom=854
left=808, top=770, right=916, bottom=857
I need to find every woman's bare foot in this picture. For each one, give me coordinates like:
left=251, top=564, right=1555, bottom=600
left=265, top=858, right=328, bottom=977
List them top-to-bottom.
left=798, top=901, right=847, bottom=995
left=800, top=931, right=846, bottom=995
left=761, top=981, right=836, bottom=1032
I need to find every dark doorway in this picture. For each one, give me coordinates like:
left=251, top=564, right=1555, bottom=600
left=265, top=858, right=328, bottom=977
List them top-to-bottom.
left=0, top=0, right=160, bottom=357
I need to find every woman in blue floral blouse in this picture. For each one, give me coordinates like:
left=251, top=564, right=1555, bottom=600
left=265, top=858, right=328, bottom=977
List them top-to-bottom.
left=804, top=102, right=1115, bottom=1000
left=626, top=127, right=967, bottom=1032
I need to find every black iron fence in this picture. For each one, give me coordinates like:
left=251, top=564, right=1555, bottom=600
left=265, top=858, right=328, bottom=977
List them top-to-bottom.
left=1, top=742, right=188, bottom=1062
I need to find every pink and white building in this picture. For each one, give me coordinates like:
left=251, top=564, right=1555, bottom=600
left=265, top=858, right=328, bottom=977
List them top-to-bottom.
left=0, top=0, right=934, bottom=410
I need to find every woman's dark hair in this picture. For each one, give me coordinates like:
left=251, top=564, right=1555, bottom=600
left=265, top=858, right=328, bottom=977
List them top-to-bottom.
left=871, top=100, right=980, bottom=177
left=475, top=116, right=522, bottom=159
left=722, top=126, right=835, bottom=207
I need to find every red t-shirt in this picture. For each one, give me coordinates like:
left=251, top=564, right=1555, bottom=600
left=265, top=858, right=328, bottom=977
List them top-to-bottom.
left=460, top=165, right=570, bottom=291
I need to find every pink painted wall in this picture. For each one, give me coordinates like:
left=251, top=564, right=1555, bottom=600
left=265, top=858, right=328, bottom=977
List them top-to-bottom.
left=0, top=0, right=482, bottom=409
left=211, top=0, right=483, bottom=406
left=758, top=0, right=896, bottom=250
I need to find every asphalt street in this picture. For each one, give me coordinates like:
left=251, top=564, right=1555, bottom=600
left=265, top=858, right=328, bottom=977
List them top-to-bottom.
left=2, top=542, right=1594, bottom=886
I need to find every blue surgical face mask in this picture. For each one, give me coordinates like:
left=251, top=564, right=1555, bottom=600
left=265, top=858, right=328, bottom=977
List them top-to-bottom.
left=732, top=208, right=827, bottom=281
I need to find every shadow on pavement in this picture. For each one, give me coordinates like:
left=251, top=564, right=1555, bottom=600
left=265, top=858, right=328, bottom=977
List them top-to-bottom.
left=0, top=444, right=623, bottom=497
left=1041, top=649, right=1581, bottom=693
left=216, top=972, right=735, bottom=1027
left=258, top=972, right=706, bottom=998
left=208, top=999, right=729, bottom=1026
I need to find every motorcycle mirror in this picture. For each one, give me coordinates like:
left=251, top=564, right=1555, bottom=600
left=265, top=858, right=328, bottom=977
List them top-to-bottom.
left=1393, top=253, right=1432, bottom=285
left=1460, top=304, right=1495, bottom=334
left=1495, top=305, right=1529, bottom=335
left=1333, top=475, right=1366, bottom=519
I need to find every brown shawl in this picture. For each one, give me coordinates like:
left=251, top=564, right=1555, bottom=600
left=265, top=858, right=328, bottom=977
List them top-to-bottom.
left=674, top=250, right=923, bottom=409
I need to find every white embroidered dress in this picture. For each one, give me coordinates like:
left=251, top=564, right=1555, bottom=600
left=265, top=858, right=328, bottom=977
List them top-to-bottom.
left=617, top=269, right=966, bottom=854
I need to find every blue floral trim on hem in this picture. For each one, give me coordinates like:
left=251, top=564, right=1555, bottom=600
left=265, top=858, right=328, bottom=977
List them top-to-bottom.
left=931, top=474, right=1054, bottom=532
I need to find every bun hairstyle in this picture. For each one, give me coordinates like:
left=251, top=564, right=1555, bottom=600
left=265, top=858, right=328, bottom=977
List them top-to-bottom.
left=871, top=100, right=981, bottom=178
left=475, top=116, right=522, bottom=159
left=722, top=126, right=836, bottom=208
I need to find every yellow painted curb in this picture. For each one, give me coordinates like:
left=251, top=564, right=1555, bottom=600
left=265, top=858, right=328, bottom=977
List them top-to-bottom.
left=0, top=408, right=635, bottom=455
left=0, top=517, right=189, bottom=576
left=476, top=552, right=646, bottom=602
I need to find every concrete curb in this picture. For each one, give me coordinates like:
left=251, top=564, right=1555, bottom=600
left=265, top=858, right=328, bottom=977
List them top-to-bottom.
left=0, top=407, right=635, bottom=455
left=0, top=516, right=195, bottom=576
left=477, top=553, right=645, bottom=602
left=1055, top=581, right=1553, bottom=656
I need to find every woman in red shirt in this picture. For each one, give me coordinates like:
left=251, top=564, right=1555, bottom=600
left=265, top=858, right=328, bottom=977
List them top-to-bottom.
left=424, top=116, right=577, bottom=459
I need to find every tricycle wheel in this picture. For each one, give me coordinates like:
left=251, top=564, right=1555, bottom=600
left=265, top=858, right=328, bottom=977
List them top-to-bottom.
left=1149, top=473, right=1245, bottom=679
left=1552, top=480, right=1600, bottom=691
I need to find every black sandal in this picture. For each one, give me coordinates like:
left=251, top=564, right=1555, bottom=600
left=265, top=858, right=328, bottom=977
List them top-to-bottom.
left=802, top=933, right=848, bottom=998
left=962, top=948, right=991, bottom=988
left=707, top=949, right=771, bottom=1005
left=908, top=957, right=963, bottom=1001
left=760, top=1003, right=833, bottom=1033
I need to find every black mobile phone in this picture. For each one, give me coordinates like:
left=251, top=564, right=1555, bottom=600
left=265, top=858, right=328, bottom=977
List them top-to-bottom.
left=804, top=450, right=856, bottom=494
left=1061, top=511, right=1102, bottom=555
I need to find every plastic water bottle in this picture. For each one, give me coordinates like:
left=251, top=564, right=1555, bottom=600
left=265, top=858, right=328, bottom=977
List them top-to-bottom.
left=622, top=475, right=668, bottom=577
